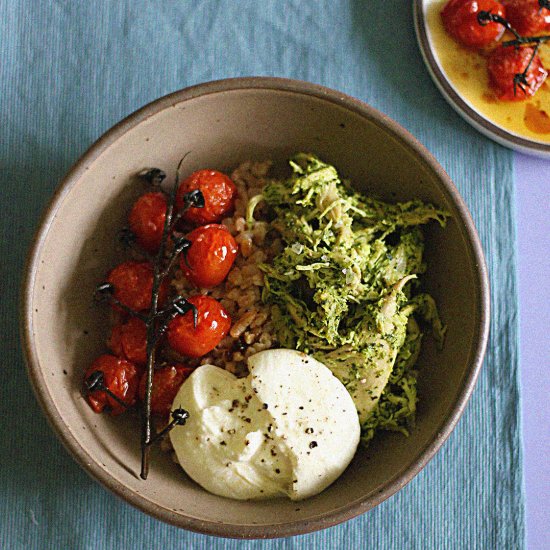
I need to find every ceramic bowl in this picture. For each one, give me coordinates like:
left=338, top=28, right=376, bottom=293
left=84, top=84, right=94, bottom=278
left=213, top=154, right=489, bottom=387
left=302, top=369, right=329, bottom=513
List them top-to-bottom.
left=21, top=77, right=489, bottom=538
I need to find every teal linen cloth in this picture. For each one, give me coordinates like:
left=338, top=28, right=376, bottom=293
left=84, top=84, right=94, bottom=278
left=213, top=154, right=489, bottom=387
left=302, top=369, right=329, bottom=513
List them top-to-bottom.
left=0, top=1, right=524, bottom=548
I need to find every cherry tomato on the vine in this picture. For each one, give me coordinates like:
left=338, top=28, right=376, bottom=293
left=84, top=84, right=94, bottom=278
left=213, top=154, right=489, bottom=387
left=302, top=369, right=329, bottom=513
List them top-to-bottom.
left=441, top=0, right=506, bottom=48
left=502, top=0, right=550, bottom=36
left=487, top=45, right=548, bottom=100
left=176, top=170, right=237, bottom=226
left=128, top=191, right=167, bottom=253
left=180, top=224, right=238, bottom=288
left=106, top=261, right=168, bottom=311
left=166, top=295, right=231, bottom=358
left=108, top=317, right=148, bottom=366
left=84, top=354, right=140, bottom=415
left=138, top=364, right=194, bottom=416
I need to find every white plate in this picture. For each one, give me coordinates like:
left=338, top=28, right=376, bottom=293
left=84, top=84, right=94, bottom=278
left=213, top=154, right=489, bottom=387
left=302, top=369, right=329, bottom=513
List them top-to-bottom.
left=414, top=0, right=550, bottom=158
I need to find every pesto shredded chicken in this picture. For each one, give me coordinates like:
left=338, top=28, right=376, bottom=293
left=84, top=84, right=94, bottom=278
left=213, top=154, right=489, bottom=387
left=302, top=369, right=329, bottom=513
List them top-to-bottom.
left=248, top=154, right=448, bottom=444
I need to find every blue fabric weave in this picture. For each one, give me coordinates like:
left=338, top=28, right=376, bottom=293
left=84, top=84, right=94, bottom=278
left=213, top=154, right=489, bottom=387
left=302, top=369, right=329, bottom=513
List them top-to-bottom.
left=0, top=1, right=524, bottom=548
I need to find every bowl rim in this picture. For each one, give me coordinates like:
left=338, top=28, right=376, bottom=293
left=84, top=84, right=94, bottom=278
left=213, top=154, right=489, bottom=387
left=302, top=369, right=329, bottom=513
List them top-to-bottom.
left=20, top=76, right=490, bottom=539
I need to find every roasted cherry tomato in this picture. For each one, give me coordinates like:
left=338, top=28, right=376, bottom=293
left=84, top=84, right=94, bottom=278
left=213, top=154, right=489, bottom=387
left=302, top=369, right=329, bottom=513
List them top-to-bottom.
left=441, top=0, right=506, bottom=48
left=502, top=0, right=550, bottom=35
left=487, top=45, right=548, bottom=100
left=176, top=169, right=237, bottom=226
left=128, top=191, right=168, bottom=253
left=180, top=224, right=238, bottom=288
left=106, top=261, right=167, bottom=311
left=167, top=295, right=231, bottom=357
left=108, top=317, right=148, bottom=366
left=84, top=354, right=140, bottom=415
left=138, top=364, right=194, bottom=416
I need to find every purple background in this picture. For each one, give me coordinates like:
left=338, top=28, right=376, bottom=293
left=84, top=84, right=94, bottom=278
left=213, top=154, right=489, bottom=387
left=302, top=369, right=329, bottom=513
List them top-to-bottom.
left=515, top=152, right=550, bottom=550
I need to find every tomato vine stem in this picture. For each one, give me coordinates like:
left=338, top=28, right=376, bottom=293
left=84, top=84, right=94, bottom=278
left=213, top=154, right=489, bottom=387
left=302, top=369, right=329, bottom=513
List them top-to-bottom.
left=140, top=158, right=203, bottom=480
left=84, top=370, right=132, bottom=410
left=146, top=408, right=190, bottom=447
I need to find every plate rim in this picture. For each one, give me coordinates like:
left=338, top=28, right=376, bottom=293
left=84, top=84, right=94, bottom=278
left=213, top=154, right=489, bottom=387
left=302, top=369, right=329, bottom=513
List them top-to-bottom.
left=413, top=0, right=550, bottom=158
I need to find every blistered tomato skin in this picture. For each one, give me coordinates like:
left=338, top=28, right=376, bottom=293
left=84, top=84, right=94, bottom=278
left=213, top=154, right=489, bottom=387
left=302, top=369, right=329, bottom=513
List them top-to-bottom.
left=441, top=0, right=506, bottom=48
left=502, top=0, right=550, bottom=36
left=488, top=46, right=548, bottom=100
left=176, top=170, right=236, bottom=226
left=128, top=192, right=168, bottom=253
left=181, top=224, right=238, bottom=288
left=106, top=261, right=168, bottom=311
left=167, top=295, right=231, bottom=358
left=108, top=317, right=148, bottom=366
left=84, top=355, right=140, bottom=415
left=138, top=364, right=194, bottom=416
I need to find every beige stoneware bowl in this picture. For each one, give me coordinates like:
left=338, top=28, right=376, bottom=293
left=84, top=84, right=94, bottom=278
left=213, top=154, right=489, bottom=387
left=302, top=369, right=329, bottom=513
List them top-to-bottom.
left=21, top=78, right=489, bottom=538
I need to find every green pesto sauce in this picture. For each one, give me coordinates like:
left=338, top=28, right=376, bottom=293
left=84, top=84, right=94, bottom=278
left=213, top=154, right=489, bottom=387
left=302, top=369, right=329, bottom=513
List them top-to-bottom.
left=250, top=154, right=448, bottom=444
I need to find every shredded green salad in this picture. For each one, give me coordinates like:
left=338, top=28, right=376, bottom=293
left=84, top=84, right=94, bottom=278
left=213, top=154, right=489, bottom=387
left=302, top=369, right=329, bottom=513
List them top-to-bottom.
left=248, top=154, right=448, bottom=444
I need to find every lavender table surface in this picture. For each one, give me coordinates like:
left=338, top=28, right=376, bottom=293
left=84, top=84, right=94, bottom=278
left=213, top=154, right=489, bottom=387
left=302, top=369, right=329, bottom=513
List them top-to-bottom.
left=515, top=152, right=550, bottom=550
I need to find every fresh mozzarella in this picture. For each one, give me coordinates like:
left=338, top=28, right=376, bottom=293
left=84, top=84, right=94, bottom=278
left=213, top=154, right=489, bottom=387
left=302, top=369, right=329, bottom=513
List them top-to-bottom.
left=169, top=349, right=360, bottom=500
left=248, top=349, right=360, bottom=499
